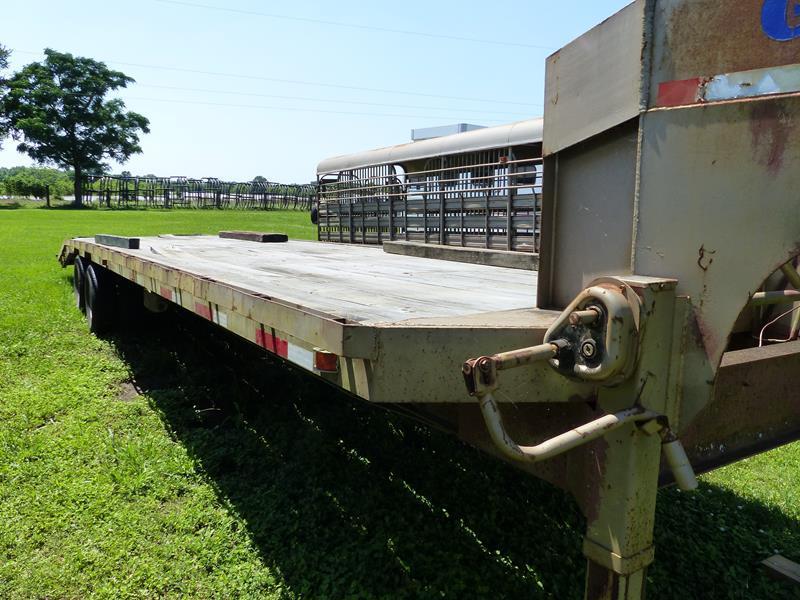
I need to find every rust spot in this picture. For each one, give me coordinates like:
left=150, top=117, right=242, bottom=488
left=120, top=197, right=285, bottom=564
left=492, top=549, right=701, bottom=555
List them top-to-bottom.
left=662, top=1, right=800, bottom=84
left=749, top=102, right=792, bottom=175
left=697, top=244, right=716, bottom=271
left=690, top=309, right=721, bottom=360
left=585, top=561, right=618, bottom=597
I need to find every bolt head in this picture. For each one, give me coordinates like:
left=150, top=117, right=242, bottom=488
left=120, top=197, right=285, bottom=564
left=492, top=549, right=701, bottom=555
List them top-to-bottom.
left=580, top=339, right=597, bottom=359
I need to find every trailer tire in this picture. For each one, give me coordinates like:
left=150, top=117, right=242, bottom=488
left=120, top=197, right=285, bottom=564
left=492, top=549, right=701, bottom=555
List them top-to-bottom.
left=73, top=256, right=87, bottom=313
left=84, top=264, right=115, bottom=335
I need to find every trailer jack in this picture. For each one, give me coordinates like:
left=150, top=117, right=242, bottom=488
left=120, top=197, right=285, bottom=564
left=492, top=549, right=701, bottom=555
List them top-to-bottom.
left=462, top=346, right=697, bottom=491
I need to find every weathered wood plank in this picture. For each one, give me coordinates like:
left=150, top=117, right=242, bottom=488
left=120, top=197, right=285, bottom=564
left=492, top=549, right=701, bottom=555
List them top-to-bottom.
left=219, top=231, right=288, bottom=243
left=383, top=241, right=539, bottom=271
left=762, top=555, right=800, bottom=584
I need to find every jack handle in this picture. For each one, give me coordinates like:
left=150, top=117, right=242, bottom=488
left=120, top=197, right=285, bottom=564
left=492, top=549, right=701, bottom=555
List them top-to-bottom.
left=462, top=340, right=569, bottom=397
left=477, top=391, right=698, bottom=492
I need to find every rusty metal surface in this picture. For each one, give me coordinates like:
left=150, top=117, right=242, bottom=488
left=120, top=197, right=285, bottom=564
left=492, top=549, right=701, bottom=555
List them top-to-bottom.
left=649, top=0, right=800, bottom=106
left=636, top=95, right=800, bottom=426
left=675, top=341, right=800, bottom=477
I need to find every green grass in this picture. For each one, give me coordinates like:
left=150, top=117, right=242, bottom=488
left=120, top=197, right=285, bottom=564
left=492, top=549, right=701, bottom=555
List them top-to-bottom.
left=0, top=205, right=798, bottom=599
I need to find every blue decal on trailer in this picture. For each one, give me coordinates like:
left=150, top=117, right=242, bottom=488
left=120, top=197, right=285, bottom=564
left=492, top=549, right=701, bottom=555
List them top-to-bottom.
left=762, top=0, right=800, bottom=41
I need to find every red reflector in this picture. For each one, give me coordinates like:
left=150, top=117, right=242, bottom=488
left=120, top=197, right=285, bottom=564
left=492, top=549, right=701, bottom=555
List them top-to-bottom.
left=195, top=301, right=212, bottom=320
left=314, top=350, right=338, bottom=373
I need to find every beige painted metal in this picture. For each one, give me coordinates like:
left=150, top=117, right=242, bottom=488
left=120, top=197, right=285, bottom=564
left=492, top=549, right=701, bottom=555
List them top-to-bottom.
left=542, top=1, right=648, bottom=156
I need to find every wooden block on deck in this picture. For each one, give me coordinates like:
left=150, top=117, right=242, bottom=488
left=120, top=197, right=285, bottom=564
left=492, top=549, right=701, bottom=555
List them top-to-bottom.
left=219, top=231, right=288, bottom=243
left=94, top=234, right=140, bottom=250
left=383, top=241, right=538, bottom=271
left=762, top=554, right=800, bottom=584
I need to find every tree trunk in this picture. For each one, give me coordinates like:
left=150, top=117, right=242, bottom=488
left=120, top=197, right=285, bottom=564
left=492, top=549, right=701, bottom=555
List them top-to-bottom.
left=73, top=165, right=83, bottom=207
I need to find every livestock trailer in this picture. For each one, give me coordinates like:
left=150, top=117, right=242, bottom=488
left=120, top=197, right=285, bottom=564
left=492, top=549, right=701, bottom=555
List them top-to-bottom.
left=60, top=1, right=800, bottom=598
left=315, top=118, right=543, bottom=252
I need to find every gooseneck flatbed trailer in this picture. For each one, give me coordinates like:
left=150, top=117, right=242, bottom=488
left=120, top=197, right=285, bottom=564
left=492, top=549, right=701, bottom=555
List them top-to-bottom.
left=60, top=2, right=800, bottom=598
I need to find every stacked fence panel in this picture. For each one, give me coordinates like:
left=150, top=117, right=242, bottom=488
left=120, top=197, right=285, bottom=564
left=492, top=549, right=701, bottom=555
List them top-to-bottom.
left=317, top=153, right=542, bottom=252
left=81, top=174, right=315, bottom=211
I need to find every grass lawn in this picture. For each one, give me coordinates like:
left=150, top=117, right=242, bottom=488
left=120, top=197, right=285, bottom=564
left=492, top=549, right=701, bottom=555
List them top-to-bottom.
left=0, top=203, right=798, bottom=599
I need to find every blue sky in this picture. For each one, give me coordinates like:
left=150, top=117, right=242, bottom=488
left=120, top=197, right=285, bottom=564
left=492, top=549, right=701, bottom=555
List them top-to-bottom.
left=1, top=0, right=629, bottom=182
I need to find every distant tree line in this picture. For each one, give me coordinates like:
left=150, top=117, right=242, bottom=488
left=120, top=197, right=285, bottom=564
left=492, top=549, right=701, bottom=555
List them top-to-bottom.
left=0, top=166, right=74, bottom=199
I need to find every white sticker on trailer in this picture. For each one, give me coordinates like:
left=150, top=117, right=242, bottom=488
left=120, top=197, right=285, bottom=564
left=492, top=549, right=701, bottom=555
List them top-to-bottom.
left=705, top=63, right=800, bottom=102
left=211, top=304, right=228, bottom=328
left=287, top=342, right=314, bottom=371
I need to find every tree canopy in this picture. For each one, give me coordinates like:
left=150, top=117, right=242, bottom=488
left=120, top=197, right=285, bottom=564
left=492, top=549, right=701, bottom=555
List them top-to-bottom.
left=0, top=49, right=149, bottom=205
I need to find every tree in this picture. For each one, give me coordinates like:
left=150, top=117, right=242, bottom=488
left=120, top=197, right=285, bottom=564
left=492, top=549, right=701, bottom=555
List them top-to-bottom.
left=0, top=44, right=10, bottom=148
left=0, top=49, right=149, bottom=206
left=0, top=166, right=74, bottom=199
left=252, top=175, right=268, bottom=183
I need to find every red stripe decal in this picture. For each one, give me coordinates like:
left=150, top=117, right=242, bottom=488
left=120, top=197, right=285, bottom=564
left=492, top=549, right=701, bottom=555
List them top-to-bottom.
left=656, top=77, right=704, bottom=108
left=159, top=286, right=172, bottom=300
left=195, top=302, right=212, bottom=320
left=254, top=325, right=288, bottom=357
left=263, top=331, right=276, bottom=353
left=275, top=337, right=288, bottom=358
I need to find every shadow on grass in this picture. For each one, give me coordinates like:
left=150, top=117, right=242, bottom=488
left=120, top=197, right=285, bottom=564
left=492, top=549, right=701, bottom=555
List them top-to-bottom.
left=42, top=201, right=97, bottom=210
left=108, top=309, right=799, bottom=599
left=111, top=309, right=585, bottom=599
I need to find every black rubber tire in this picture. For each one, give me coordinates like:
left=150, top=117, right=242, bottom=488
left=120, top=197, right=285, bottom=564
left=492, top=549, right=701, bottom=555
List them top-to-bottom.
left=310, top=205, right=319, bottom=225
left=73, top=256, right=87, bottom=313
left=84, top=264, right=115, bottom=335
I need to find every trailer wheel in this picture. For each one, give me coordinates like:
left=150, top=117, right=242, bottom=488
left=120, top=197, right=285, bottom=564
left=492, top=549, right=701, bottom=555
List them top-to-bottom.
left=73, top=256, right=87, bottom=313
left=84, top=264, right=115, bottom=335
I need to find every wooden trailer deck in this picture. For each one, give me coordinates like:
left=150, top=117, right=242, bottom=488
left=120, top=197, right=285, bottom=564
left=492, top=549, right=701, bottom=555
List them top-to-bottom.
left=60, top=235, right=560, bottom=404
left=123, top=235, right=538, bottom=324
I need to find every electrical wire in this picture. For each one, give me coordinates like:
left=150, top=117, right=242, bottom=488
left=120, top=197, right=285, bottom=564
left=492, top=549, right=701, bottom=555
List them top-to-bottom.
left=153, top=0, right=556, bottom=51
left=11, top=49, right=541, bottom=107
left=135, top=83, right=540, bottom=115
left=123, top=95, right=515, bottom=122
left=758, top=304, right=800, bottom=347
